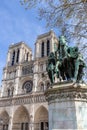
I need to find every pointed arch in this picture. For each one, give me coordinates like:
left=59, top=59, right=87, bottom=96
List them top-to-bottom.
left=47, top=39, right=50, bottom=56
left=41, top=42, right=44, bottom=57
left=16, top=49, right=20, bottom=63
left=12, top=50, right=15, bottom=65
left=26, top=52, right=29, bottom=61
left=45, top=80, right=51, bottom=90
left=7, top=82, right=14, bottom=97
left=38, top=82, right=44, bottom=92
left=12, top=106, right=30, bottom=130
left=13, top=106, right=29, bottom=123
left=34, top=106, right=48, bottom=130
left=34, top=106, right=48, bottom=122
left=0, top=110, right=9, bottom=130
left=0, top=110, right=9, bottom=123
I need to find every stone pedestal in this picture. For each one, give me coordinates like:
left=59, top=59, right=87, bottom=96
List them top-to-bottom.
left=45, top=81, right=87, bottom=130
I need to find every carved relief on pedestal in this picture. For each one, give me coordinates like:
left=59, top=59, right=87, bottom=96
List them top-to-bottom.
left=45, top=82, right=87, bottom=102
left=46, top=92, right=87, bottom=102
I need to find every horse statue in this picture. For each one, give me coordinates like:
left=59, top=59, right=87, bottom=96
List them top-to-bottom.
left=46, top=35, right=86, bottom=84
left=55, top=36, right=70, bottom=80
left=57, top=36, right=85, bottom=82
left=63, top=46, right=86, bottom=82
left=46, top=52, right=56, bottom=84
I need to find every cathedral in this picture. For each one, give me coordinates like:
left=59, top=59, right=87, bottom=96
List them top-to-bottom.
left=0, top=30, right=58, bottom=130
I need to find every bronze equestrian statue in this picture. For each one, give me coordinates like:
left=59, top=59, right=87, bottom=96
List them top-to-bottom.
left=46, top=36, right=86, bottom=84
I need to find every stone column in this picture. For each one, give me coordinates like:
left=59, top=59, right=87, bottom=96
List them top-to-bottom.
left=50, top=36, right=55, bottom=53
left=44, top=40, right=47, bottom=56
left=35, top=42, right=41, bottom=58
left=39, top=43, right=41, bottom=58
left=19, top=47, right=23, bottom=63
left=6, top=50, right=11, bottom=66
left=14, top=50, right=17, bottom=64
left=9, top=51, right=13, bottom=66
left=24, top=52, right=27, bottom=61
left=3, top=69, right=7, bottom=80
left=45, top=81, right=87, bottom=130
left=8, top=116, right=13, bottom=130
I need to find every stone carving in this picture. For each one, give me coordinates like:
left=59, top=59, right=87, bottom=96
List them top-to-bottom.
left=46, top=36, right=86, bottom=84
left=22, top=65, right=33, bottom=75
left=22, top=80, right=33, bottom=93
left=46, top=92, right=87, bottom=102
left=0, top=94, right=46, bottom=107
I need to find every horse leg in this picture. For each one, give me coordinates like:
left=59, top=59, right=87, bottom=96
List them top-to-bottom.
left=74, top=59, right=80, bottom=82
left=50, top=70, right=55, bottom=84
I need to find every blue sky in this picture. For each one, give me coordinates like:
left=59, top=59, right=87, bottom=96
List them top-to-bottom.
left=0, top=0, right=52, bottom=85
left=0, top=1, right=86, bottom=85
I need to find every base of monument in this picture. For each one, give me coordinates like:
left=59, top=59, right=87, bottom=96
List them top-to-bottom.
left=45, top=81, right=87, bottom=130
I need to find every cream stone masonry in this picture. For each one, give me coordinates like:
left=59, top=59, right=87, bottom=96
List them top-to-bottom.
left=0, top=30, right=59, bottom=130
left=35, top=30, right=58, bottom=58
left=45, top=81, right=87, bottom=130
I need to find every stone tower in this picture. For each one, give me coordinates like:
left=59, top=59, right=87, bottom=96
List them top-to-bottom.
left=0, top=30, right=58, bottom=130
left=1, top=42, right=32, bottom=98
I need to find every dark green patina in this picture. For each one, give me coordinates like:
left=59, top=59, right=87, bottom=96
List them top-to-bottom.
left=47, top=36, right=86, bottom=84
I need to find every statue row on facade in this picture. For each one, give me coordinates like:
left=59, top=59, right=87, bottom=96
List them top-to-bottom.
left=46, top=36, right=86, bottom=84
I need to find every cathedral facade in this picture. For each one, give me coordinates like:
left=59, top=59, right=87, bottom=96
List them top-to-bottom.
left=0, top=31, right=58, bottom=130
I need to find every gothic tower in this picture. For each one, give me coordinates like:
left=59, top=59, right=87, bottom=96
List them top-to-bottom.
left=0, top=31, right=59, bottom=130
left=1, top=42, right=33, bottom=97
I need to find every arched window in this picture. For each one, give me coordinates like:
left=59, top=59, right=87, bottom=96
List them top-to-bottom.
left=47, top=40, right=50, bottom=56
left=41, top=42, right=44, bottom=57
left=16, top=49, right=20, bottom=63
left=12, top=51, right=15, bottom=66
left=26, top=52, right=29, bottom=61
left=46, top=82, right=50, bottom=89
left=40, top=83, right=44, bottom=92
left=7, top=87, right=14, bottom=97
left=11, top=87, right=14, bottom=96
left=8, top=89, right=10, bottom=97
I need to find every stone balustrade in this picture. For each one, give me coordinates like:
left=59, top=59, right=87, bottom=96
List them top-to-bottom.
left=0, top=93, right=46, bottom=107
